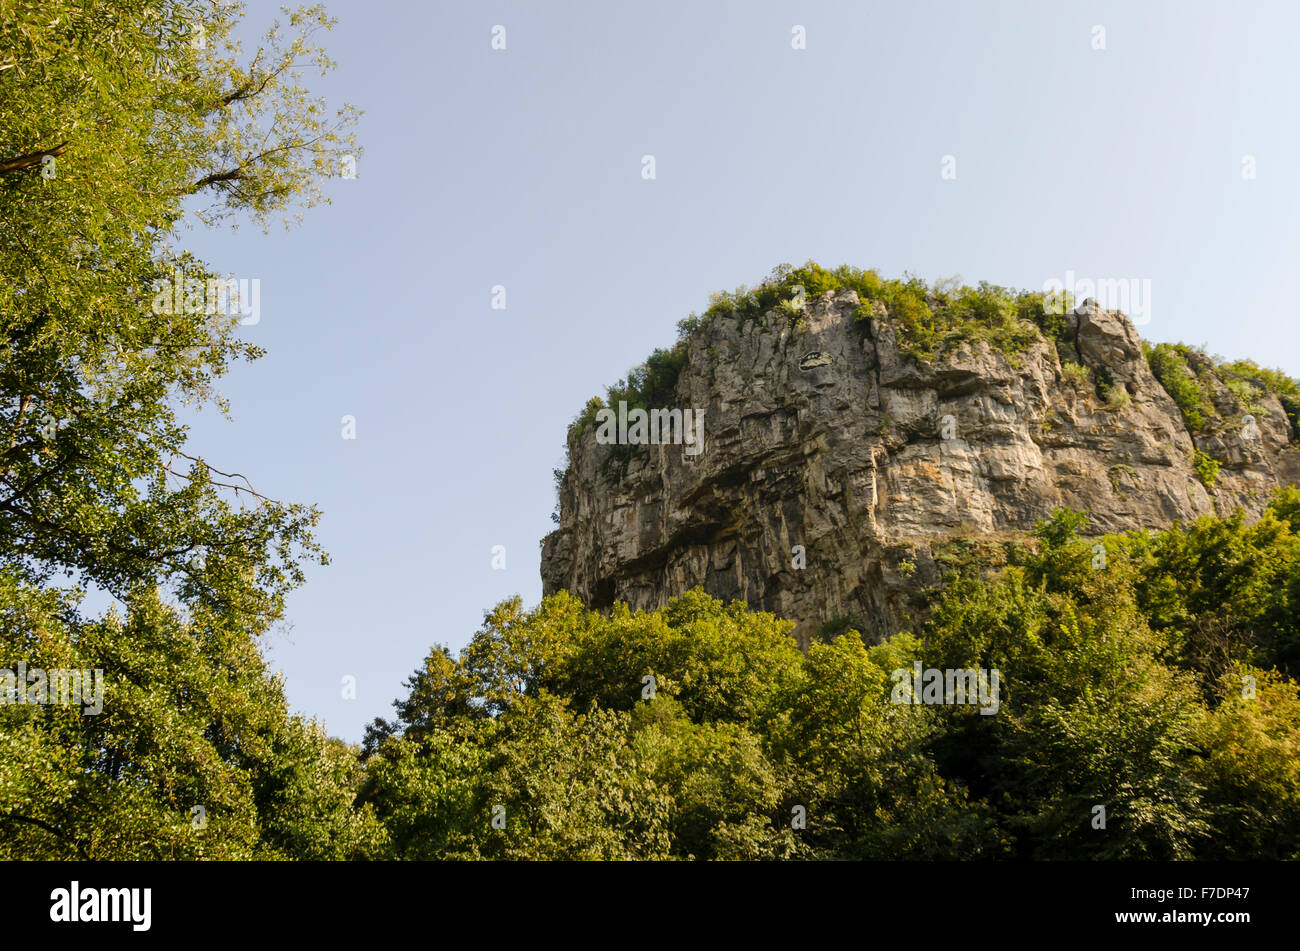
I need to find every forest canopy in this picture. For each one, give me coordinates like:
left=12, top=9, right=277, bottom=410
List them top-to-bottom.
left=8, top=490, right=1300, bottom=858
left=351, top=490, right=1300, bottom=860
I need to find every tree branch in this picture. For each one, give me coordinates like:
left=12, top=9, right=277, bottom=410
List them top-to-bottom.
left=0, top=142, right=67, bottom=176
left=177, top=166, right=244, bottom=195
left=164, top=451, right=282, bottom=505
left=0, top=813, right=92, bottom=859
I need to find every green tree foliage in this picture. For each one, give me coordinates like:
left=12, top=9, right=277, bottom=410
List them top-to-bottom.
left=1, top=0, right=359, bottom=613
left=1, top=1, right=372, bottom=858
left=1141, top=345, right=1300, bottom=441
left=1215, top=357, right=1300, bottom=438
left=366, top=491, right=1300, bottom=860
left=1131, top=495, right=1300, bottom=678
left=0, top=574, right=384, bottom=858
left=772, top=631, right=1000, bottom=859
left=1193, top=667, right=1300, bottom=859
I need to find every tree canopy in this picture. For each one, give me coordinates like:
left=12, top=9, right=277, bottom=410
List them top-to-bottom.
left=1, top=0, right=372, bottom=858
left=359, top=491, right=1300, bottom=860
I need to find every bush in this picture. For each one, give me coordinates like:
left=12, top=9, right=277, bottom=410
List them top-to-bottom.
left=688, top=263, right=1043, bottom=365
left=1147, top=342, right=1212, bottom=431
left=572, top=344, right=689, bottom=438
left=1216, top=358, right=1300, bottom=439
left=1216, top=358, right=1300, bottom=398
left=1061, top=362, right=1090, bottom=387
left=1224, top=377, right=1268, bottom=415
left=1104, top=386, right=1131, bottom=410
left=573, top=395, right=606, bottom=434
left=1282, top=395, right=1300, bottom=437
left=1193, top=449, right=1221, bottom=488
left=550, top=464, right=565, bottom=524
left=1034, top=507, right=1090, bottom=550
left=813, top=614, right=866, bottom=643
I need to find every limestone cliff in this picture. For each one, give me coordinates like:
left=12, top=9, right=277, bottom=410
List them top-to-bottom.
left=541, top=287, right=1300, bottom=647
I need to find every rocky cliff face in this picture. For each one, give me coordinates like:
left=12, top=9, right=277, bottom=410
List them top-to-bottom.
left=541, top=289, right=1300, bottom=647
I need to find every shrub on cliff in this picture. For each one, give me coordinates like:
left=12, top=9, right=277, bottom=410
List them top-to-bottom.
left=1145, top=342, right=1213, bottom=430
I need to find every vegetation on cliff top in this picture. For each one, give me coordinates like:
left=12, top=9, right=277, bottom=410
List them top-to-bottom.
left=571, top=262, right=1058, bottom=439
left=558, top=263, right=1297, bottom=502
left=575, top=263, right=1300, bottom=434
left=1144, top=340, right=1300, bottom=440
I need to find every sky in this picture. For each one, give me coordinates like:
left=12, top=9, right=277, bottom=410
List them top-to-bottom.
left=175, top=0, right=1300, bottom=742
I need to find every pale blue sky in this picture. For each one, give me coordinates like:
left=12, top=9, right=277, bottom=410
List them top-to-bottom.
left=178, top=0, right=1300, bottom=741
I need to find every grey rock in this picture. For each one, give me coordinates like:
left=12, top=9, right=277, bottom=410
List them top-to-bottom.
left=541, top=290, right=1300, bottom=647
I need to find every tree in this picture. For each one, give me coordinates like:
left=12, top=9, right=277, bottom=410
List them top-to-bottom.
left=1, top=0, right=365, bottom=858
left=1, top=0, right=359, bottom=618
left=363, top=543, right=1300, bottom=861
left=0, top=576, right=385, bottom=858
left=770, top=632, right=999, bottom=859
left=1193, top=666, right=1300, bottom=859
